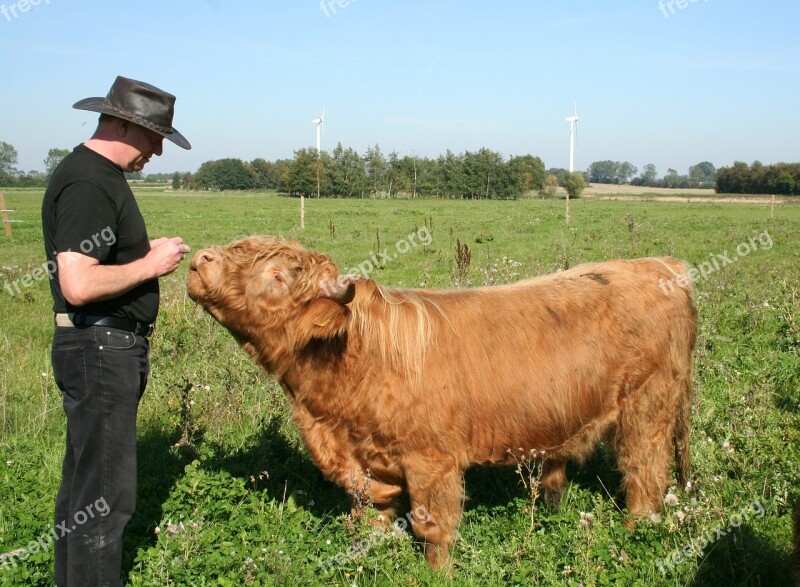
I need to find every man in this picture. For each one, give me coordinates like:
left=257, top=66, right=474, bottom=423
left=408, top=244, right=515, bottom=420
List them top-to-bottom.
left=41, top=76, right=192, bottom=586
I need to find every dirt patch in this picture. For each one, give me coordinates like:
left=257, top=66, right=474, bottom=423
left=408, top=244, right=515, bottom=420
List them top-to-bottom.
left=565, top=184, right=795, bottom=205
left=584, top=194, right=787, bottom=205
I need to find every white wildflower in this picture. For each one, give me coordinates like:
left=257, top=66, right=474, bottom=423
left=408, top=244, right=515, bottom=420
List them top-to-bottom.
left=578, top=511, right=594, bottom=529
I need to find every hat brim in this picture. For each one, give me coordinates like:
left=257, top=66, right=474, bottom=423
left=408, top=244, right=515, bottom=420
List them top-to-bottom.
left=74, top=97, right=192, bottom=150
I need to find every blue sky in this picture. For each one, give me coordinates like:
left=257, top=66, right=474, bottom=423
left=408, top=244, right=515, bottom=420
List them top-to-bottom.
left=2, top=0, right=799, bottom=177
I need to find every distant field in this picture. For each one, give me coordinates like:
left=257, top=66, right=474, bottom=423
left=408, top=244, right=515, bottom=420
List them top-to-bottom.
left=95, top=181, right=800, bottom=202
left=577, top=183, right=795, bottom=204
left=582, top=183, right=717, bottom=197
left=1, top=188, right=798, bottom=586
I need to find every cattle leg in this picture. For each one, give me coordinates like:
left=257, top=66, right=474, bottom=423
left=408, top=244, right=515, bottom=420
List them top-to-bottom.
left=615, top=374, right=676, bottom=516
left=294, top=415, right=404, bottom=524
left=618, top=430, right=673, bottom=516
left=542, top=459, right=566, bottom=509
left=405, top=465, right=464, bottom=569
left=345, top=473, right=403, bottom=526
left=367, top=483, right=403, bottom=528
left=370, top=501, right=398, bottom=528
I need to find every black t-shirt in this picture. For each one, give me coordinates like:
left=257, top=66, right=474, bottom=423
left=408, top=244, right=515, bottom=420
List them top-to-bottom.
left=41, top=144, right=159, bottom=323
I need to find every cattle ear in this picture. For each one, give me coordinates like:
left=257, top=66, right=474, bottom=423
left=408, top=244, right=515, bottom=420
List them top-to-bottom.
left=290, top=277, right=356, bottom=344
left=295, top=298, right=350, bottom=341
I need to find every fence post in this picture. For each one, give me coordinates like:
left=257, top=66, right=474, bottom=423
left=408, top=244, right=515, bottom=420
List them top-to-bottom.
left=0, top=192, right=13, bottom=238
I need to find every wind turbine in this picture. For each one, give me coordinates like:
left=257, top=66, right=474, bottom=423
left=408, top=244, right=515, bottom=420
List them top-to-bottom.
left=565, top=104, right=579, bottom=173
left=312, top=107, right=325, bottom=153
left=304, top=108, right=326, bottom=230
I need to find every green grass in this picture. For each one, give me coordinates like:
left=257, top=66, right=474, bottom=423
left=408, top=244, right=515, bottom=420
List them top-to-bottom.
left=1, top=188, right=798, bottom=585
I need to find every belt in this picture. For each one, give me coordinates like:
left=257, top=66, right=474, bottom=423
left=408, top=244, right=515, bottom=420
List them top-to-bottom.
left=55, top=313, right=154, bottom=337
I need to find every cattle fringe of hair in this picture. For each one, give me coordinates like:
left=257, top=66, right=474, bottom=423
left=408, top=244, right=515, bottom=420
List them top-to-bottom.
left=349, top=281, right=447, bottom=388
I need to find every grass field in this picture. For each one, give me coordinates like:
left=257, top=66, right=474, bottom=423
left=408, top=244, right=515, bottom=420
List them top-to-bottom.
left=1, top=187, right=798, bottom=586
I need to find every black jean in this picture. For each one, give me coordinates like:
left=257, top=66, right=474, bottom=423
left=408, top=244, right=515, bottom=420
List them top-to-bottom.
left=51, top=325, right=149, bottom=587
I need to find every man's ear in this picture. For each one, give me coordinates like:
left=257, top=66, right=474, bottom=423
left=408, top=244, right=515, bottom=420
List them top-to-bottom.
left=119, top=119, right=130, bottom=132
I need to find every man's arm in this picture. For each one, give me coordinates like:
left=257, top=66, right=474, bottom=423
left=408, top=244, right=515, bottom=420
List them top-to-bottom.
left=58, top=237, right=190, bottom=307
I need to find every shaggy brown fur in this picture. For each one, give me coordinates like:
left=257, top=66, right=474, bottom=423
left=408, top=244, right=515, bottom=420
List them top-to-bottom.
left=186, top=236, right=697, bottom=568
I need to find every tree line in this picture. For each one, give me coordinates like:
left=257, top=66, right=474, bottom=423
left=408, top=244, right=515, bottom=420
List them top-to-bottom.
left=2, top=139, right=798, bottom=196
left=0, top=142, right=70, bottom=187
left=189, top=144, right=550, bottom=199
left=187, top=150, right=721, bottom=197
left=587, top=160, right=717, bottom=189
left=715, top=161, right=800, bottom=195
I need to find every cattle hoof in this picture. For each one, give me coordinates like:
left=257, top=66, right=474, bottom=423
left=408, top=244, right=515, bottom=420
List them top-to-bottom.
left=544, top=489, right=562, bottom=510
left=623, top=512, right=657, bottom=531
left=369, top=513, right=394, bottom=529
left=424, top=543, right=451, bottom=571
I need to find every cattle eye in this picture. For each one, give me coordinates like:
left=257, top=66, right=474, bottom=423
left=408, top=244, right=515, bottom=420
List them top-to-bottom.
left=273, top=271, right=285, bottom=283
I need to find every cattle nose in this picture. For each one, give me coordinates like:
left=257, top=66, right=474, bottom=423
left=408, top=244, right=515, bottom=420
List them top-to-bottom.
left=189, top=249, right=216, bottom=270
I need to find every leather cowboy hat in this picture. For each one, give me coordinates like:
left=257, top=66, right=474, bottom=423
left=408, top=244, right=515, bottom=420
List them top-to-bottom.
left=73, top=76, right=191, bottom=150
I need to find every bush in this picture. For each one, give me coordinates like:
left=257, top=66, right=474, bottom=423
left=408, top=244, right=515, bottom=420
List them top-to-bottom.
left=562, top=171, right=585, bottom=198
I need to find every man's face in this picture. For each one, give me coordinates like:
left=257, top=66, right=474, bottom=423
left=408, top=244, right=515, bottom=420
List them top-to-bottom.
left=122, top=123, right=164, bottom=172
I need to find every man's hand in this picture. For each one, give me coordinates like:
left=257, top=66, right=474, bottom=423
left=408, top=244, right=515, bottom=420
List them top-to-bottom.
left=146, top=237, right=190, bottom=278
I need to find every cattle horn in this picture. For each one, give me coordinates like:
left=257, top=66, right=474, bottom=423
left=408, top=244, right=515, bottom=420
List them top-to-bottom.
left=320, top=277, right=356, bottom=305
